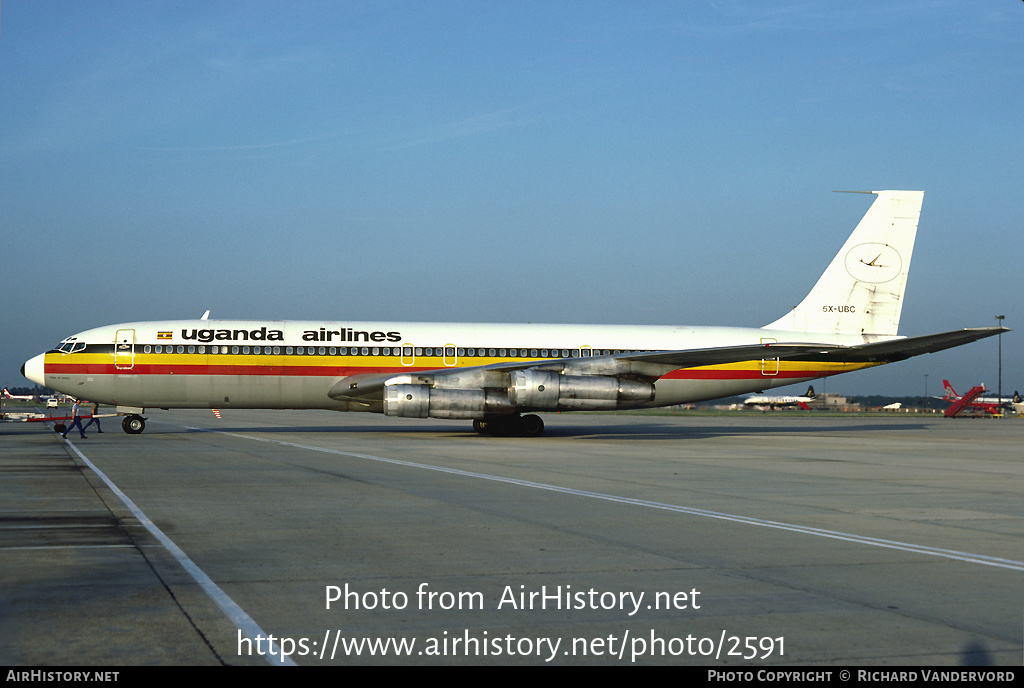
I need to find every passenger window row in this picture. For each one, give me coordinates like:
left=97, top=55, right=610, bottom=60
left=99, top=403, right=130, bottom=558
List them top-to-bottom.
left=138, top=345, right=642, bottom=357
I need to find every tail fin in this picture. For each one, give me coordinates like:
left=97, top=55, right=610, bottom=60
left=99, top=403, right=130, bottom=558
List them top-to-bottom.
left=765, top=190, right=924, bottom=336
left=942, top=380, right=958, bottom=401
left=806, top=385, right=815, bottom=398
left=1, top=389, right=11, bottom=398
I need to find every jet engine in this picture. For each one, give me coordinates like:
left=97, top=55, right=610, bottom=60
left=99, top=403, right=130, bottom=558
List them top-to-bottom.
left=383, top=369, right=655, bottom=419
left=509, top=369, right=655, bottom=410
left=384, top=384, right=515, bottom=419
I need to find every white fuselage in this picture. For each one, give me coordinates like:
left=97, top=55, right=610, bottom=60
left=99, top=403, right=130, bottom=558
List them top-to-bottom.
left=24, top=319, right=879, bottom=413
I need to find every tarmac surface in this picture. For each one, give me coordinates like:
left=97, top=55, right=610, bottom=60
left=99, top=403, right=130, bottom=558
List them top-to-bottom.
left=2, top=409, right=1022, bottom=666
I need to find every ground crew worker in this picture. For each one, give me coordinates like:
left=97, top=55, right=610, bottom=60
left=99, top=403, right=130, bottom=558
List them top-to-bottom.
left=62, top=399, right=87, bottom=439
left=81, top=401, right=103, bottom=434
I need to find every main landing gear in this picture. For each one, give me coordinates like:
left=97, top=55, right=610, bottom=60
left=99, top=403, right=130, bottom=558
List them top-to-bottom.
left=122, top=414, right=146, bottom=434
left=472, top=414, right=545, bottom=437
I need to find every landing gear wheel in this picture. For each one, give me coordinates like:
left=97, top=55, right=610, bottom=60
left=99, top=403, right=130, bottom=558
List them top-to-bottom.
left=122, top=414, right=146, bottom=434
left=520, top=414, right=544, bottom=437
left=473, top=415, right=545, bottom=437
left=490, top=416, right=518, bottom=436
left=473, top=417, right=506, bottom=435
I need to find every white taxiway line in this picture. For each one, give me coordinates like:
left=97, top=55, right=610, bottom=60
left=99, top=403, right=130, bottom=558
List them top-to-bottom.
left=200, top=427, right=1024, bottom=573
left=62, top=438, right=295, bottom=666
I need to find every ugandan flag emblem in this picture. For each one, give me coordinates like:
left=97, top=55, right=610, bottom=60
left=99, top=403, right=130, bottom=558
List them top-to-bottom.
left=157, top=331, right=172, bottom=340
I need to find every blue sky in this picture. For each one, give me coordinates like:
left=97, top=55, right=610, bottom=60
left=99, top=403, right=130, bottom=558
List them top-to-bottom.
left=2, top=1, right=1021, bottom=397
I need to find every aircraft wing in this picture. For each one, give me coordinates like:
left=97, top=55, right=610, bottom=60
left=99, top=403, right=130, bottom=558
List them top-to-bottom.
left=326, top=329, right=1005, bottom=402
left=533, top=329, right=1004, bottom=376
left=327, top=342, right=844, bottom=401
left=598, top=343, right=838, bottom=369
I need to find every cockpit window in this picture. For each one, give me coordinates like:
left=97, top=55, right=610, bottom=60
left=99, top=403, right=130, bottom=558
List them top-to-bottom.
left=56, top=339, right=86, bottom=354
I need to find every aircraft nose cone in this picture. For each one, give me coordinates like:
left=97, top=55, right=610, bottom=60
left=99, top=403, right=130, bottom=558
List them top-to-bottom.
left=22, top=353, right=46, bottom=386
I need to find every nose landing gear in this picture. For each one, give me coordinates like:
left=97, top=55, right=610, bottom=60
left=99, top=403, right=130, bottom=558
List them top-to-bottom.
left=122, top=414, right=146, bottom=434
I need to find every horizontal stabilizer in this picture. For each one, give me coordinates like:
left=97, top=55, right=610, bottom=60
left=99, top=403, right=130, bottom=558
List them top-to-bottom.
left=808, top=327, right=1007, bottom=363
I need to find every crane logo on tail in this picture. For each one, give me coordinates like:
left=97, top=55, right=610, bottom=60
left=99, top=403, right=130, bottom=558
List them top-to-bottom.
left=844, top=243, right=902, bottom=283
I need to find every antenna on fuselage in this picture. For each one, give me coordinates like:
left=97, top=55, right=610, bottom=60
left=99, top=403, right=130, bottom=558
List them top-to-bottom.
left=201, top=310, right=210, bottom=320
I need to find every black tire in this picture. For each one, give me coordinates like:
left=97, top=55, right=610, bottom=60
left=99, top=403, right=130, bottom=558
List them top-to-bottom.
left=520, top=414, right=545, bottom=437
left=122, top=415, right=146, bottom=434
left=474, top=415, right=544, bottom=437
left=491, top=416, right=519, bottom=437
left=474, top=417, right=513, bottom=436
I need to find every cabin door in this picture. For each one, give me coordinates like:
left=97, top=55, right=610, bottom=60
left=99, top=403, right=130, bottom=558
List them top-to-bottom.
left=115, top=329, right=135, bottom=370
left=759, top=337, right=779, bottom=376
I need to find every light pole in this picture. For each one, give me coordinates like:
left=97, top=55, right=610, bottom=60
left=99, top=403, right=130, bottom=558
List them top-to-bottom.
left=996, top=315, right=1005, bottom=406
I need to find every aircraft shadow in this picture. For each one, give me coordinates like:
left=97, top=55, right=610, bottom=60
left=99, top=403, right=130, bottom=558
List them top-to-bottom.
left=163, top=420, right=932, bottom=441
left=536, top=422, right=933, bottom=441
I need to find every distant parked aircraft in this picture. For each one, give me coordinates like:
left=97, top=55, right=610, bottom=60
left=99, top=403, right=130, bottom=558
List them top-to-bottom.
left=941, top=380, right=1019, bottom=417
left=744, top=385, right=816, bottom=410
left=2, top=388, right=34, bottom=401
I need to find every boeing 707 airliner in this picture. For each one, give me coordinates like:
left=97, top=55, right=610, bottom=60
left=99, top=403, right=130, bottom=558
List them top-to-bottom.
left=22, top=191, right=1004, bottom=436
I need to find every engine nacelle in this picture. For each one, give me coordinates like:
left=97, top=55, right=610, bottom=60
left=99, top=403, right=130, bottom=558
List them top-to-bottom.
left=508, top=370, right=655, bottom=410
left=384, top=384, right=514, bottom=419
